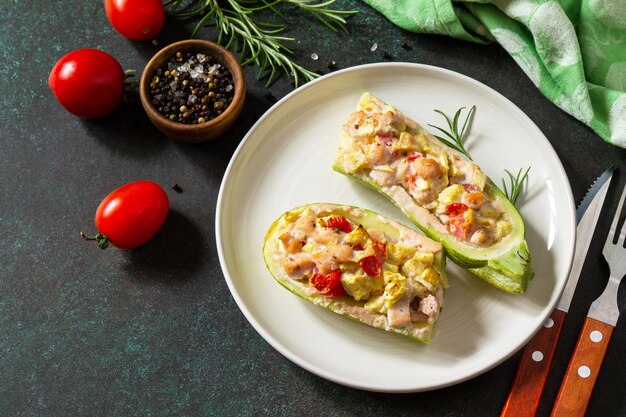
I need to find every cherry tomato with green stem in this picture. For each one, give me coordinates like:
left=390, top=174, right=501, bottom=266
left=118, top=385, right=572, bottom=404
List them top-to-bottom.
left=105, top=0, right=165, bottom=41
left=48, top=48, right=124, bottom=118
left=81, top=181, right=169, bottom=250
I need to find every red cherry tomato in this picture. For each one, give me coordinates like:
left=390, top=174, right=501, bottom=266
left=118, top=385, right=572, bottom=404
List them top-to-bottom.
left=105, top=0, right=165, bottom=41
left=48, top=48, right=124, bottom=118
left=85, top=181, right=169, bottom=249
left=326, top=216, right=353, bottom=233
left=310, top=269, right=345, bottom=297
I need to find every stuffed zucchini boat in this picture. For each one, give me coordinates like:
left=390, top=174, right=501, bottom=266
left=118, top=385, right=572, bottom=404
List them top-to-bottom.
left=333, top=92, right=533, bottom=294
left=263, top=203, right=447, bottom=343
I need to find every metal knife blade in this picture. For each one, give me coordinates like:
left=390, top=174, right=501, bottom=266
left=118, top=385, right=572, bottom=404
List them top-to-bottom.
left=556, top=167, right=614, bottom=312
left=576, top=167, right=614, bottom=223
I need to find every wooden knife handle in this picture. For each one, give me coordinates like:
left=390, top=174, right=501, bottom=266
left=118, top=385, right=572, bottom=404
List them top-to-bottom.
left=500, top=309, right=566, bottom=417
left=550, top=317, right=614, bottom=417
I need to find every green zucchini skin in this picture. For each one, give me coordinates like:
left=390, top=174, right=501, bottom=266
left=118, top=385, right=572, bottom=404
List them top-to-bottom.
left=332, top=93, right=534, bottom=294
left=332, top=163, right=533, bottom=294
left=263, top=203, right=447, bottom=343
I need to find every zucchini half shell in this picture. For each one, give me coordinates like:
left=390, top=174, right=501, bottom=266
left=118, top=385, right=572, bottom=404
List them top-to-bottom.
left=333, top=93, right=534, bottom=294
left=263, top=203, right=447, bottom=343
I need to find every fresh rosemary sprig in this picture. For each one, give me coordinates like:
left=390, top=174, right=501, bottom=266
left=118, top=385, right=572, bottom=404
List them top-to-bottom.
left=167, top=0, right=357, bottom=87
left=428, top=105, right=531, bottom=206
left=428, top=106, right=475, bottom=160
left=501, top=167, right=531, bottom=205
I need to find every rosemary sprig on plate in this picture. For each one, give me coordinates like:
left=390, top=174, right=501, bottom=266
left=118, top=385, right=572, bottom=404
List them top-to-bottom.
left=167, top=0, right=357, bottom=87
left=428, top=106, right=475, bottom=160
left=429, top=106, right=531, bottom=206
left=501, top=167, right=531, bottom=205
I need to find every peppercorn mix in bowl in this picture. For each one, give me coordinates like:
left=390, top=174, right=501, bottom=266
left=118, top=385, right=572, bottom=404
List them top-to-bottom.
left=140, top=39, right=245, bottom=143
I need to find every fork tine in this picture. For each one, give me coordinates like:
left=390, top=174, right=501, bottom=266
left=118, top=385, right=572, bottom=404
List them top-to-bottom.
left=609, top=184, right=626, bottom=246
left=618, top=207, right=626, bottom=248
left=619, top=216, right=626, bottom=247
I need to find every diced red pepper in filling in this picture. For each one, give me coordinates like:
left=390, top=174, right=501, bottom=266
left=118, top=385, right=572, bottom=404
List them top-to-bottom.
left=406, top=152, right=422, bottom=162
left=446, top=202, right=468, bottom=216
left=446, top=203, right=471, bottom=240
left=326, top=216, right=353, bottom=233
left=360, top=241, right=387, bottom=277
left=373, top=241, right=387, bottom=260
left=352, top=243, right=364, bottom=251
left=360, top=256, right=380, bottom=277
left=310, top=269, right=345, bottom=297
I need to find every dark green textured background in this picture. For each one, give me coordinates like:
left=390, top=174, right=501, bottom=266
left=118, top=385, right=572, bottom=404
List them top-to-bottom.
left=1, top=1, right=624, bottom=416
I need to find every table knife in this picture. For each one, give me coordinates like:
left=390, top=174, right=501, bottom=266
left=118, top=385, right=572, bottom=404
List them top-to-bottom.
left=500, top=167, right=614, bottom=417
left=550, top=180, right=626, bottom=417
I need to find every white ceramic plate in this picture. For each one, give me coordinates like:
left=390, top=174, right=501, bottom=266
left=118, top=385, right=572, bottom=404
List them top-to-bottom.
left=216, top=63, right=576, bottom=392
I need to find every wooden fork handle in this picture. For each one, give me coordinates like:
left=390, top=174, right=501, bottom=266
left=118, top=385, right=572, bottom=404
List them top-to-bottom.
left=500, top=309, right=566, bottom=417
left=550, top=317, right=614, bottom=417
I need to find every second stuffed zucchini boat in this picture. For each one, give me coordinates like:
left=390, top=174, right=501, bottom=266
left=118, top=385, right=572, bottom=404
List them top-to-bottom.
left=333, top=92, right=533, bottom=294
left=263, top=203, right=447, bottom=343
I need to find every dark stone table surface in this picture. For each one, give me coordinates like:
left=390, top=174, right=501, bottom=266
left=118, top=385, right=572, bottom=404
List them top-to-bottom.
left=1, top=2, right=625, bottom=416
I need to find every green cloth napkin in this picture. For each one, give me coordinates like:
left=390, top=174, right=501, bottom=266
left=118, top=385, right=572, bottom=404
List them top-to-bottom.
left=362, top=0, right=626, bottom=148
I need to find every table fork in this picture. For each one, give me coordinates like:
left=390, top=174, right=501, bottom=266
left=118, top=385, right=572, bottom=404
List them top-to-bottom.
left=551, top=183, right=626, bottom=417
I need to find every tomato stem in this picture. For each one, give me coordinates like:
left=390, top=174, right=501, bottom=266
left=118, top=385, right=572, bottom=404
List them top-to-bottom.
left=123, top=69, right=139, bottom=102
left=124, top=69, right=138, bottom=81
left=80, top=231, right=110, bottom=250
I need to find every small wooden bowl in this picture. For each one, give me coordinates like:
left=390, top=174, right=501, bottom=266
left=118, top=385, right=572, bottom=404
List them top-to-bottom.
left=140, top=39, right=246, bottom=143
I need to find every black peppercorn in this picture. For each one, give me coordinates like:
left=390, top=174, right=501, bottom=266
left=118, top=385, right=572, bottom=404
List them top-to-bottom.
left=150, top=51, right=235, bottom=124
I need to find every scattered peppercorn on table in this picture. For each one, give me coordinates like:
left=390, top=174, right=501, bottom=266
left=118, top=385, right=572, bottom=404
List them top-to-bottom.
left=1, top=1, right=625, bottom=416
